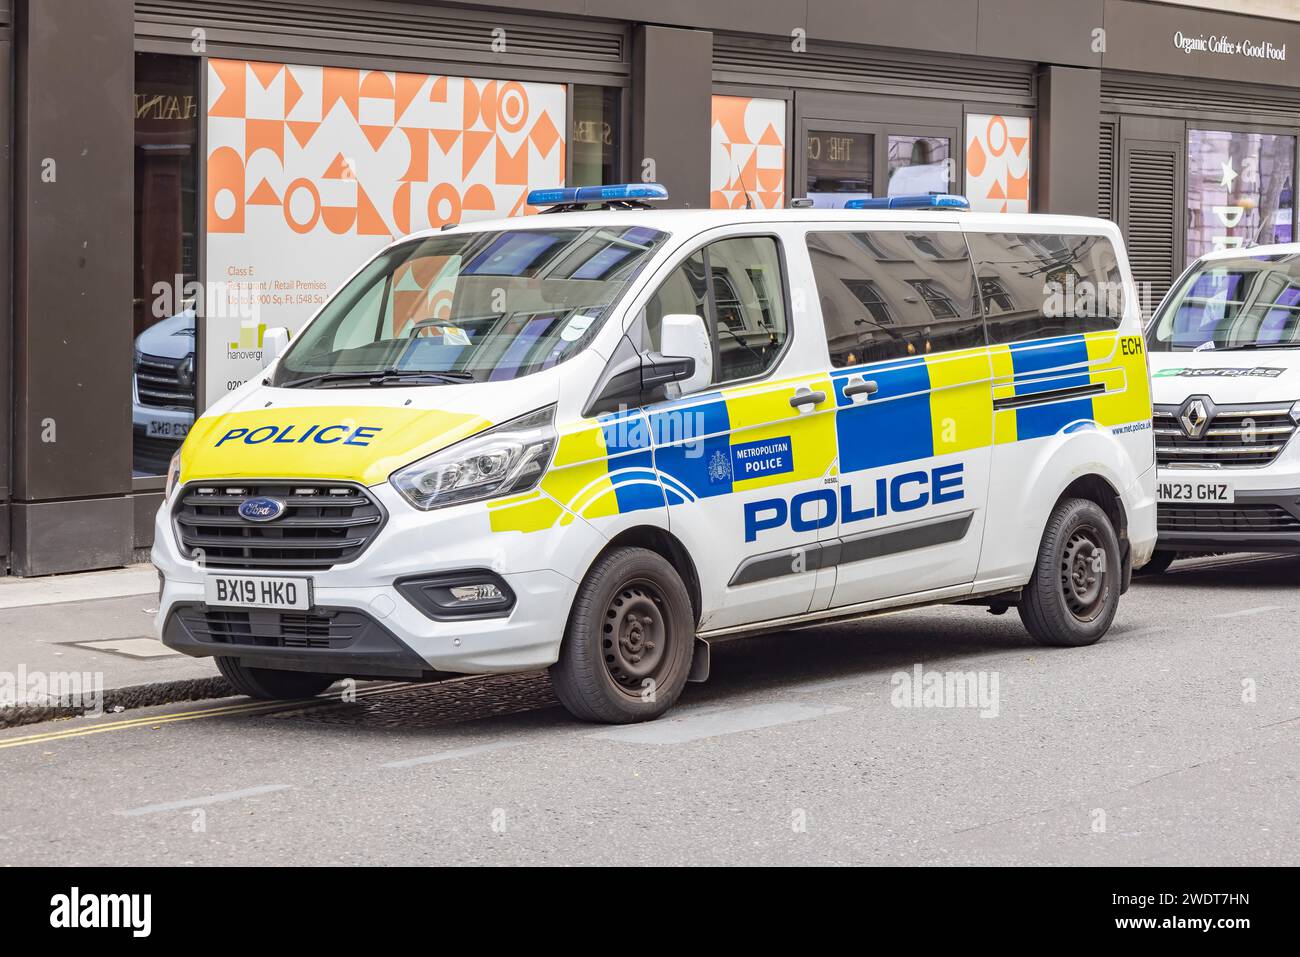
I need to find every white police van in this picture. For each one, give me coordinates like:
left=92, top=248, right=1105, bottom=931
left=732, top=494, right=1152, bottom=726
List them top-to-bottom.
left=154, top=185, right=1156, bottom=723
left=1146, top=243, right=1300, bottom=571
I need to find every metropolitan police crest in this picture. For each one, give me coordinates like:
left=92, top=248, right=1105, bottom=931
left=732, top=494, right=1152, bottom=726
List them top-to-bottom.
left=707, top=449, right=732, bottom=483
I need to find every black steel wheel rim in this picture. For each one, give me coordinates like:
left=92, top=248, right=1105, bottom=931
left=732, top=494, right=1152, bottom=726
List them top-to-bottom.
left=1060, top=522, right=1108, bottom=622
left=601, top=577, right=671, bottom=692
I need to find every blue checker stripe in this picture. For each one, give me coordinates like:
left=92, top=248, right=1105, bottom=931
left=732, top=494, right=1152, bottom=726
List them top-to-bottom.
left=836, top=361, right=934, bottom=473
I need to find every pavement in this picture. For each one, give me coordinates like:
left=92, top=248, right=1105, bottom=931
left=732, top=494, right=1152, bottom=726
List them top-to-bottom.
left=0, top=551, right=1296, bottom=865
left=0, top=565, right=220, bottom=715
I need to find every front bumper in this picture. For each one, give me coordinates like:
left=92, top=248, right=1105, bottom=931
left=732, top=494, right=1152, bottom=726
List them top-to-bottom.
left=153, top=482, right=603, bottom=676
left=1156, top=482, right=1300, bottom=553
left=163, top=603, right=436, bottom=679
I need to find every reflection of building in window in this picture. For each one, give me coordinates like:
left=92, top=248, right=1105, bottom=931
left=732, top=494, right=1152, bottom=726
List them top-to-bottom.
left=905, top=233, right=944, bottom=260
left=1044, top=264, right=1087, bottom=315
left=744, top=267, right=778, bottom=329
left=711, top=270, right=744, bottom=329
left=979, top=276, right=1015, bottom=313
left=842, top=279, right=893, bottom=326
left=907, top=279, right=958, bottom=320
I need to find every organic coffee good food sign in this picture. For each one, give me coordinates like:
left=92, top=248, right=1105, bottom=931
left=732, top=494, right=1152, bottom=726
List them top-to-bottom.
left=1173, top=31, right=1287, bottom=63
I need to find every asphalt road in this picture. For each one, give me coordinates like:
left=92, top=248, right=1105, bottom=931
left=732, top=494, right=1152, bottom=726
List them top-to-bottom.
left=2, top=552, right=1297, bottom=866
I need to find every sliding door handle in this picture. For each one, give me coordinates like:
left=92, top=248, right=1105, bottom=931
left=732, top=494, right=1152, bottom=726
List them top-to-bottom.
left=843, top=377, right=879, bottom=398
left=789, top=389, right=827, bottom=409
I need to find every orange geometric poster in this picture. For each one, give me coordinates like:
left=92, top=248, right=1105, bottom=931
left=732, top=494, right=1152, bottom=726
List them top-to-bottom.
left=203, top=58, right=565, bottom=405
left=711, top=96, right=786, bottom=209
left=965, top=114, right=1031, bottom=214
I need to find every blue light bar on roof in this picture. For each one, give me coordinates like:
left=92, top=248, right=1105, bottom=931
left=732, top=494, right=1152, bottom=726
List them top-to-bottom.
left=526, top=183, right=669, bottom=206
left=843, top=193, right=970, bottom=210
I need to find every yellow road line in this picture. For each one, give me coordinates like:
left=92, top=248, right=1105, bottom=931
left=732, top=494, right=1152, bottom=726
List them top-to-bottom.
left=0, top=681, right=412, bottom=751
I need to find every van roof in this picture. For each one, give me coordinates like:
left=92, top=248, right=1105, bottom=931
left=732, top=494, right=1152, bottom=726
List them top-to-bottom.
left=398, top=207, right=1123, bottom=246
left=1195, top=241, right=1300, bottom=263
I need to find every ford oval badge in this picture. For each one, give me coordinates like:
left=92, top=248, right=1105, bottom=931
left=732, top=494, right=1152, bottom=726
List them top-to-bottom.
left=238, top=497, right=286, bottom=523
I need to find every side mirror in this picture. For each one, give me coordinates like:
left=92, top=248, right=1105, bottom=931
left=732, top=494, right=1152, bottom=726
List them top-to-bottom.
left=659, top=313, right=713, bottom=394
left=261, top=327, right=290, bottom=368
left=582, top=334, right=700, bottom=419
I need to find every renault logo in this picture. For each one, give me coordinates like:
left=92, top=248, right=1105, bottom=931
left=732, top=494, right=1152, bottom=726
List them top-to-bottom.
left=1178, top=396, right=1214, bottom=440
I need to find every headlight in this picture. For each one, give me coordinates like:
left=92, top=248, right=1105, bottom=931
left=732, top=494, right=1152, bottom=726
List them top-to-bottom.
left=390, top=405, right=557, bottom=511
left=165, top=449, right=183, bottom=501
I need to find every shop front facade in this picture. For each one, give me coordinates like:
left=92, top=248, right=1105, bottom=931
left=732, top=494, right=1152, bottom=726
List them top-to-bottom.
left=2, top=0, right=1298, bottom=575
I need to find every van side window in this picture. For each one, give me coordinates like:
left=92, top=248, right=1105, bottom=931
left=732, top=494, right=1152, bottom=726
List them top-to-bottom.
left=806, top=230, right=984, bottom=366
left=966, top=233, right=1126, bottom=344
left=642, top=237, right=789, bottom=387
left=643, top=251, right=709, bottom=358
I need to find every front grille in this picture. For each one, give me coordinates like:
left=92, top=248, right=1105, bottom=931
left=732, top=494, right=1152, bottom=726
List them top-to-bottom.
left=136, top=352, right=196, bottom=409
left=1154, top=404, right=1296, bottom=468
left=133, top=431, right=182, bottom=474
left=174, top=482, right=385, bottom=569
left=1158, top=503, right=1300, bottom=534
left=176, top=606, right=366, bottom=650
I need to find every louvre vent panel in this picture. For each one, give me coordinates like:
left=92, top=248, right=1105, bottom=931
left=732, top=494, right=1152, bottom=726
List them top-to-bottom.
left=135, top=1, right=626, bottom=67
left=713, top=37, right=1034, bottom=101
left=1103, top=76, right=1300, bottom=120
left=1098, top=122, right=1116, bottom=221
left=1123, top=147, right=1178, bottom=319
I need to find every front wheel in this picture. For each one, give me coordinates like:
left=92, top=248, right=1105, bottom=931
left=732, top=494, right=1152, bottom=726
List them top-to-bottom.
left=1019, top=498, right=1121, bottom=648
left=550, top=546, right=695, bottom=724
left=215, top=657, right=337, bottom=700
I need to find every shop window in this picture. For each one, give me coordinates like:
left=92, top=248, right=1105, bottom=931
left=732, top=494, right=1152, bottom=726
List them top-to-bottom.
left=133, top=53, right=199, bottom=477
left=572, top=85, right=621, bottom=187
left=1187, top=129, right=1295, bottom=265
left=806, top=130, right=873, bottom=205
left=887, top=134, right=950, bottom=196
left=807, top=230, right=983, bottom=366
left=967, top=233, right=1125, bottom=345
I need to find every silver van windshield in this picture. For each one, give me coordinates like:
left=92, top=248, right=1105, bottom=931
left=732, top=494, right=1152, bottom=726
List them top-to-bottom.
left=1150, top=252, right=1300, bottom=352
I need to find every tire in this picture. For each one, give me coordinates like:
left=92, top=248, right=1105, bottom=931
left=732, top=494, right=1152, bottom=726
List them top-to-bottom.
left=1018, top=498, right=1122, bottom=648
left=550, top=546, right=696, bottom=724
left=1136, top=549, right=1177, bottom=576
left=215, top=656, right=337, bottom=700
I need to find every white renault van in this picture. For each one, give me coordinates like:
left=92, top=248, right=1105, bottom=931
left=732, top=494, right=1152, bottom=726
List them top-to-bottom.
left=153, top=186, right=1156, bottom=723
left=1146, top=244, right=1300, bottom=570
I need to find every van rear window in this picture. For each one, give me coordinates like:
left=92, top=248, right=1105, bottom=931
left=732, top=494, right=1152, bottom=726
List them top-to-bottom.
left=966, top=233, right=1126, bottom=344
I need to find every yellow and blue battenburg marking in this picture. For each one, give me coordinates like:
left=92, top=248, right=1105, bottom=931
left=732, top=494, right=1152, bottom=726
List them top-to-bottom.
left=488, top=330, right=1150, bottom=534
left=831, top=347, right=994, bottom=473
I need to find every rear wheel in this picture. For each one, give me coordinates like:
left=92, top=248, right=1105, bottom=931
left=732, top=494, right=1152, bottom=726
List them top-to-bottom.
left=1019, top=498, right=1121, bottom=648
left=550, top=546, right=695, bottom=724
left=1137, top=549, right=1177, bottom=576
left=215, top=657, right=337, bottom=700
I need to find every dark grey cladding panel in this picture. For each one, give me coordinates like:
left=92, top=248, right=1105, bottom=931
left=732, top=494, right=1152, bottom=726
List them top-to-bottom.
left=730, top=512, right=974, bottom=587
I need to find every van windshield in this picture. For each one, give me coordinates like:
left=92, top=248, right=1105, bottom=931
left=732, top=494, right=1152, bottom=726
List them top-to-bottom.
left=273, top=224, right=668, bottom=386
left=1148, top=251, right=1300, bottom=352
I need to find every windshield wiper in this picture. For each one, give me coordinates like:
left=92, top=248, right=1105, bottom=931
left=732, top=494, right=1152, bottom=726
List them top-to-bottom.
left=1216, top=342, right=1300, bottom=351
left=277, top=368, right=476, bottom=388
left=367, top=368, right=476, bottom=385
left=277, top=371, right=376, bottom=389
